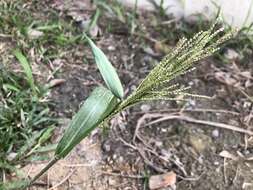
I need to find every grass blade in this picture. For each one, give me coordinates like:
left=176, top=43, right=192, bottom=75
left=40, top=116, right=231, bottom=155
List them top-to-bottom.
left=85, top=35, right=124, bottom=99
left=13, top=49, right=36, bottom=94
left=55, top=86, right=119, bottom=158
left=13, top=129, right=46, bottom=161
left=0, top=180, right=29, bottom=190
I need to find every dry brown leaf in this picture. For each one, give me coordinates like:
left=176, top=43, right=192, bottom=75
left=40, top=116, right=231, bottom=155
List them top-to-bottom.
left=154, top=41, right=172, bottom=54
left=219, top=150, right=238, bottom=160
left=149, top=171, right=176, bottom=190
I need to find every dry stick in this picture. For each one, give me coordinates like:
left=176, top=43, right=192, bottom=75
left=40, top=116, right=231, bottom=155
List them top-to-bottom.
left=238, top=87, right=253, bottom=103
left=133, top=108, right=240, bottom=116
left=124, top=112, right=253, bottom=178
left=133, top=113, right=163, bottom=142
left=133, top=114, right=188, bottom=175
left=145, top=114, right=253, bottom=136
left=120, top=136, right=184, bottom=174
left=119, top=137, right=166, bottom=173
left=120, top=137, right=166, bottom=173
left=143, top=146, right=188, bottom=176
left=137, top=147, right=167, bottom=173
left=223, top=158, right=228, bottom=184
left=102, top=171, right=146, bottom=179
left=177, top=174, right=203, bottom=181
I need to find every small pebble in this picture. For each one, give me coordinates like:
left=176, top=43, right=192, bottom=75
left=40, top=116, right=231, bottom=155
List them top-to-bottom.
left=27, top=29, right=44, bottom=39
left=108, top=46, right=116, bottom=51
left=224, top=48, right=239, bottom=60
left=188, top=81, right=194, bottom=86
left=130, top=85, right=137, bottom=91
left=243, top=101, right=251, bottom=108
left=141, top=104, right=151, bottom=112
left=119, top=123, right=126, bottom=131
left=161, top=128, right=167, bottom=133
left=212, top=129, right=219, bottom=138
left=155, top=141, right=163, bottom=147
left=103, top=142, right=111, bottom=152
left=243, top=150, right=250, bottom=155
left=7, top=152, right=17, bottom=161
left=112, top=154, right=117, bottom=160
left=118, top=156, right=124, bottom=163
left=198, top=156, right=204, bottom=164
left=214, top=161, right=219, bottom=166
left=108, top=178, right=117, bottom=186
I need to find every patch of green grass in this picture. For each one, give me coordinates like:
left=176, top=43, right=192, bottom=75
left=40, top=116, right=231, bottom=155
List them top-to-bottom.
left=0, top=0, right=84, bottom=64
left=0, top=0, right=87, bottom=174
left=97, top=0, right=139, bottom=35
left=0, top=2, right=82, bottom=171
left=0, top=67, right=56, bottom=165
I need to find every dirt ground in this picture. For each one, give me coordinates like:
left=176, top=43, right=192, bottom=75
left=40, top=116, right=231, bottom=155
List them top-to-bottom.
left=4, top=1, right=253, bottom=190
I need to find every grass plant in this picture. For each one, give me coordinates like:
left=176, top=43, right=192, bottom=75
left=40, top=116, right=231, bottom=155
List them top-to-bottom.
left=0, top=1, right=240, bottom=189
left=19, top=21, right=235, bottom=189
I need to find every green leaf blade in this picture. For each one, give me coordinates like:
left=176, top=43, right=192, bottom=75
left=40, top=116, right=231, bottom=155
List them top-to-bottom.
left=85, top=36, right=124, bottom=99
left=13, top=49, right=36, bottom=94
left=55, top=86, right=119, bottom=158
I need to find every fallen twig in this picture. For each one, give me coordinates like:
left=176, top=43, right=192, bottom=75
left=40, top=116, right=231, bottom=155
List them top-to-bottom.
left=238, top=87, right=253, bottom=103
left=133, top=108, right=240, bottom=116
left=145, top=113, right=253, bottom=136
left=119, top=137, right=166, bottom=173
left=137, top=147, right=166, bottom=173
left=102, top=171, right=146, bottom=179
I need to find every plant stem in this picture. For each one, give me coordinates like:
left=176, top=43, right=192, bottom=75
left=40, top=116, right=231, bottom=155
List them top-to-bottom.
left=26, top=156, right=59, bottom=188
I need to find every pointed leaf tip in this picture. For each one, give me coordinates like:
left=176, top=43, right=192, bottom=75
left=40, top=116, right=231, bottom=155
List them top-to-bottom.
left=85, top=35, right=124, bottom=99
left=13, top=49, right=36, bottom=94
